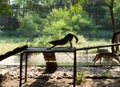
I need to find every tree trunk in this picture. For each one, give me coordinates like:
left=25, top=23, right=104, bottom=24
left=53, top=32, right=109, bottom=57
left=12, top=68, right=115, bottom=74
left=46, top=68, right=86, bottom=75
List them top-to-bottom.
left=109, top=6, right=116, bottom=33
left=43, top=52, right=58, bottom=72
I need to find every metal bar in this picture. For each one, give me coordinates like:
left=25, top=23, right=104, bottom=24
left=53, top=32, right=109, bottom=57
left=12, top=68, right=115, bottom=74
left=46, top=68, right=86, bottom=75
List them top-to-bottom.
left=76, top=43, right=120, bottom=51
left=73, top=50, right=76, bottom=87
left=19, top=53, right=23, bottom=87
left=25, top=53, right=28, bottom=82
left=75, top=64, right=120, bottom=67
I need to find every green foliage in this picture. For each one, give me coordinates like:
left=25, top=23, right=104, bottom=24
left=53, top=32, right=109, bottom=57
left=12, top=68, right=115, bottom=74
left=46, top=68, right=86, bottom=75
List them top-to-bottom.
left=0, top=0, right=11, bottom=15
left=11, top=0, right=100, bottom=47
left=12, top=0, right=98, bottom=40
left=71, top=0, right=89, bottom=5
left=101, top=0, right=120, bottom=30
left=31, top=5, right=98, bottom=46
left=42, top=7, right=98, bottom=40
left=42, top=8, right=73, bottom=39
left=17, top=14, right=41, bottom=37
left=71, top=14, right=98, bottom=32
left=76, top=35, right=87, bottom=47
left=33, top=36, right=52, bottom=46
left=76, top=69, right=87, bottom=84
left=103, top=71, right=112, bottom=77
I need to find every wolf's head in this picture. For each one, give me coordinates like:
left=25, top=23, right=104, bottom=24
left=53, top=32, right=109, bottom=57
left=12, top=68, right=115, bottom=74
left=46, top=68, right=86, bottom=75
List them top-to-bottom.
left=49, top=41, right=54, bottom=44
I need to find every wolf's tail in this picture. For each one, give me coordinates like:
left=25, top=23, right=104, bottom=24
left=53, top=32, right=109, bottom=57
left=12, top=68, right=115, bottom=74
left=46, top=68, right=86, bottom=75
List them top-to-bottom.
left=73, top=35, right=78, bottom=43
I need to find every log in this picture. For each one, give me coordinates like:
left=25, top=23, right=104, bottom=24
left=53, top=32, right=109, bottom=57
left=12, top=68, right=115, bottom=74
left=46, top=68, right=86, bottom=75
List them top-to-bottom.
left=0, top=45, right=28, bottom=61
left=43, top=52, right=58, bottom=72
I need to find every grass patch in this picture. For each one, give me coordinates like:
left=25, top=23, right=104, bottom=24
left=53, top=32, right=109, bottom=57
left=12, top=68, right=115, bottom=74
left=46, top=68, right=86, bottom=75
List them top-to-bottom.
left=0, top=30, right=112, bottom=54
left=0, top=36, right=29, bottom=54
left=0, top=36, right=111, bottom=54
left=58, top=62, right=73, bottom=66
left=76, top=69, right=87, bottom=84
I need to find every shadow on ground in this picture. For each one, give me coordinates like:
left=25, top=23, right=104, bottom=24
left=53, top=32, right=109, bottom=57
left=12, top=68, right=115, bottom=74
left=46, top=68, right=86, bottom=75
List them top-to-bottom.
left=29, top=70, right=61, bottom=87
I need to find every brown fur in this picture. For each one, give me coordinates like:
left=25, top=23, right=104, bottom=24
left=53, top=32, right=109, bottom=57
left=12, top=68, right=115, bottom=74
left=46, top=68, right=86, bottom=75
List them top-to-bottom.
left=111, top=31, right=120, bottom=53
left=49, top=33, right=78, bottom=49
left=93, top=53, right=120, bottom=65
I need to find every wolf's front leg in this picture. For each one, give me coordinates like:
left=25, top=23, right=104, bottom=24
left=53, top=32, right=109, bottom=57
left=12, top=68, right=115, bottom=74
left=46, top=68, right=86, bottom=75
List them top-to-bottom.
left=69, top=40, right=72, bottom=48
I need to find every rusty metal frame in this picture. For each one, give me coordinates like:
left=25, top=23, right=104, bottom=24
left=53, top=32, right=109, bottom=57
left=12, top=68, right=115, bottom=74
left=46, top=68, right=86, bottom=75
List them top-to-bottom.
left=19, top=47, right=76, bottom=87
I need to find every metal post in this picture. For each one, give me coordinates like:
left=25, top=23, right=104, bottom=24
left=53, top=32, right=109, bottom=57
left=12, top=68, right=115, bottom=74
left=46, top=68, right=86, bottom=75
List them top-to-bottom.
left=73, top=50, right=76, bottom=87
left=86, top=50, right=89, bottom=63
left=19, top=53, right=23, bottom=87
left=25, top=53, right=28, bottom=82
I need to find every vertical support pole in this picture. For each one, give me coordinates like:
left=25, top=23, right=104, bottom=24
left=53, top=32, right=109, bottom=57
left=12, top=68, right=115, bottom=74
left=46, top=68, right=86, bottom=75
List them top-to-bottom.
left=73, top=50, right=76, bottom=87
left=86, top=50, right=89, bottom=63
left=19, top=53, right=23, bottom=87
left=25, top=53, right=28, bottom=82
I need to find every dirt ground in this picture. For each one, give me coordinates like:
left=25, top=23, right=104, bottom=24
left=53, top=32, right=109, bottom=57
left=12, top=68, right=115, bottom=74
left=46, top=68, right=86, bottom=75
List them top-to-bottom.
left=0, top=53, right=120, bottom=87
left=1, top=66, right=120, bottom=87
left=2, top=77, right=120, bottom=87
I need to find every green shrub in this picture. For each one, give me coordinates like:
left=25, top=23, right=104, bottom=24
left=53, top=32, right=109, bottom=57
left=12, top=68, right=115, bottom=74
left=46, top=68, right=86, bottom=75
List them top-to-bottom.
left=42, top=7, right=98, bottom=39
left=17, top=14, right=40, bottom=37
left=33, top=36, right=52, bottom=47
left=76, top=69, right=87, bottom=84
left=103, top=71, right=112, bottom=77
